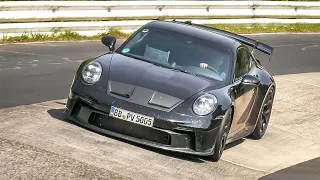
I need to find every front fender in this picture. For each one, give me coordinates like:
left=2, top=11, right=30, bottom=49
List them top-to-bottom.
left=70, top=53, right=113, bottom=90
left=172, top=85, right=233, bottom=128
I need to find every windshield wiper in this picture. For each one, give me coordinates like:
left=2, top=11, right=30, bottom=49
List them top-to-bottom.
left=120, top=52, right=208, bottom=79
left=120, top=53, right=173, bottom=68
left=171, top=67, right=213, bottom=80
left=171, top=68, right=198, bottom=76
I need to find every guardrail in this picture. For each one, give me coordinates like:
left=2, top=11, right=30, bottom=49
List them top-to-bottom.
left=1, top=1, right=320, bottom=37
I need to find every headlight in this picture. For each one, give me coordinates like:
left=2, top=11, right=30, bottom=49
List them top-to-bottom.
left=81, top=61, right=102, bottom=84
left=192, top=94, right=218, bottom=116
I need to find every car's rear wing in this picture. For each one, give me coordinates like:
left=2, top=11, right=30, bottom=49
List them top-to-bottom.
left=172, top=20, right=274, bottom=61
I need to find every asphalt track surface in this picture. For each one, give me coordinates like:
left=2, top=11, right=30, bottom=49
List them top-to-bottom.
left=0, top=34, right=320, bottom=180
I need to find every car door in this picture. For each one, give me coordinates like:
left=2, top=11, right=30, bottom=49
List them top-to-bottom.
left=229, top=47, right=259, bottom=136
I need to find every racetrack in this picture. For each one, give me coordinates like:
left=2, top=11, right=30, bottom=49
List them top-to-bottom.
left=0, top=34, right=320, bottom=180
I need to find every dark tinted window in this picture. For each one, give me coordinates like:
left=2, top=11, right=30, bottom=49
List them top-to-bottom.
left=117, top=27, right=233, bottom=82
left=235, top=48, right=252, bottom=79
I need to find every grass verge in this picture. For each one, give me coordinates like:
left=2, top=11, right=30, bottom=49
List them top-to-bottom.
left=2, top=23, right=320, bottom=44
left=208, top=23, right=320, bottom=34
left=0, top=28, right=131, bottom=44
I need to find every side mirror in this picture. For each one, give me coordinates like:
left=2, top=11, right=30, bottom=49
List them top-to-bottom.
left=101, top=36, right=116, bottom=52
left=241, top=74, right=260, bottom=86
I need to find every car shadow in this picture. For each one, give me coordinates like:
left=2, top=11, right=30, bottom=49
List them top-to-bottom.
left=55, top=101, right=67, bottom=106
left=47, top=107, right=243, bottom=164
left=225, top=139, right=245, bottom=151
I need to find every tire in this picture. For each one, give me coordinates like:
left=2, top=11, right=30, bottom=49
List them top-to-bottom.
left=249, top=86, right=275, bottom=139
left=210, top=108, right=233, bottom=162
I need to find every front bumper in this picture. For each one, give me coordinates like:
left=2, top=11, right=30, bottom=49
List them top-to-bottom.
left=64, top=94, right=222, bottom=156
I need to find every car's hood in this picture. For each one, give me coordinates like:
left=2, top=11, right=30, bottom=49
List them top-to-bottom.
left=105, top=53, right=221, bottom=111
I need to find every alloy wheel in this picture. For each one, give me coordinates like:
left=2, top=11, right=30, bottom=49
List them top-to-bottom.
left=260, top=89, right=274, bottom=134
left=219, top=113, right=232, bottom=155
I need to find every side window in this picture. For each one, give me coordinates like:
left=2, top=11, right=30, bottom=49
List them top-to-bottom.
left=234, top=48, right=252, bottom=80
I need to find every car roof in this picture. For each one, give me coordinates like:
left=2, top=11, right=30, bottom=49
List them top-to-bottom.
left=143, top=20, right=242, bottom=50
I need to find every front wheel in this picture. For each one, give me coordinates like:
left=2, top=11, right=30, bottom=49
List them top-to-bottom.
left=249, top=87, right=275, bottom=139
left=209, top=108, right=233, bottom=162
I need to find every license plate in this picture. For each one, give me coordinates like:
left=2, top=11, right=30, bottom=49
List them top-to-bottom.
left=109, top=106, right=154, bottom=127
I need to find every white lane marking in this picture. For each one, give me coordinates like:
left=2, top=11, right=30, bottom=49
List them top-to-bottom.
left=0, top=40, right=99, bottom=46
left=274, top=42, right=320, bottom=48
left=26, top=43, right=63, bottom=47
left=26, top=43, right=48, bottom=46
left=274, top=43, right=303, bottom=47
left=48, top=44, right=62, bottom=47
left=301, top=45, right=319, bottom=50
left=0, top=49, right=53, bottom=57
left=62, top=57, right=72, bottom=62
left=2, top=59, right=6, bottom=61
left=1, top=60, right=83, bottom=70
left=0, top=61, right=19, bottom=64
left=0, top=66, right=30, bottom=70
left=14, top=66, right=21, bottom=70
left=276, top=77, right=320, bottom=88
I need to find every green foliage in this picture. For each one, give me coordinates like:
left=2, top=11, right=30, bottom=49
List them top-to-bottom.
left=0, top=0, right=125, bottom=1
left=2, top=23, right=320, bottom=44
left=208, top=23, right=320, bottom=34
left=97, top=27, right=129, bottom=38
left=1, top=28, right=132, bottom=43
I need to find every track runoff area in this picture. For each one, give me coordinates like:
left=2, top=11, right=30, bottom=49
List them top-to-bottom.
left=0, top=34, right=320, bottom=180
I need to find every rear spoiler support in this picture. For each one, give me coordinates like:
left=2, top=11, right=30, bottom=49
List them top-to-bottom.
left=171, top=20, right=274, bottom=61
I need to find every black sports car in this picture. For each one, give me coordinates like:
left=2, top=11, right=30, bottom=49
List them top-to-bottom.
left=64, top=20, right=276, bottom=161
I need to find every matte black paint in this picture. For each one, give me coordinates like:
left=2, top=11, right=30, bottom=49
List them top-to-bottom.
left=64, top=21, right=276, bottom=156
left=108, top=53, right=219, bottom=100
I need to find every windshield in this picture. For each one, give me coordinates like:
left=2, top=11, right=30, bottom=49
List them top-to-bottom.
left=116, top=27, right=233, bottom=82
